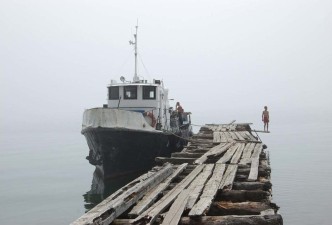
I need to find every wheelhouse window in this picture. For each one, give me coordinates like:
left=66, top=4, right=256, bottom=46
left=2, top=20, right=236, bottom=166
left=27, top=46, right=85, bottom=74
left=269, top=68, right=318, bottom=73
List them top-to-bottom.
left=108, top=86, right=119, bottom=100
left=124, top=86, right=137, bottom=99
left=143, top=86, right=156, bottom=99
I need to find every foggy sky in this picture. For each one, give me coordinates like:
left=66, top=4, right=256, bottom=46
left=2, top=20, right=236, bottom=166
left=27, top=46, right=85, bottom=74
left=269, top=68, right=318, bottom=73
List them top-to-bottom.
left=1, top=0, right=332, bottom=133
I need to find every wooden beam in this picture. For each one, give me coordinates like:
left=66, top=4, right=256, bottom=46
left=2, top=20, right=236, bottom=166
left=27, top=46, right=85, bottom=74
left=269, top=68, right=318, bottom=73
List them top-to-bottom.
left=232, top=181, right=272, bottom=191
left=216, top=190, right=271, bottom=202
left=209, top=201, right=278, bottom=216
left=179, top=214, right=283, bottom=225
left=111, top=219, right=132, bottom=225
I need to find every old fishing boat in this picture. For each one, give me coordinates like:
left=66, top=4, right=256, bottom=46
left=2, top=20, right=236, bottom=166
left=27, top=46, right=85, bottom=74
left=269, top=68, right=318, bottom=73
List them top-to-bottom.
left=81, top=26, right=192, bottom=179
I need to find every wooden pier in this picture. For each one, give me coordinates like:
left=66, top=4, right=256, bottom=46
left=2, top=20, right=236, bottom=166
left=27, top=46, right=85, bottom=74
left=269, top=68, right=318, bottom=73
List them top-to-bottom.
left=72, top=123, right=282, bottom=225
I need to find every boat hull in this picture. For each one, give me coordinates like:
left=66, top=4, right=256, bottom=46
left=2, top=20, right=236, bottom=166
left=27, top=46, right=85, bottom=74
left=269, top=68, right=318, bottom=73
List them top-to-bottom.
left=82, top=127, right=171, bottom=179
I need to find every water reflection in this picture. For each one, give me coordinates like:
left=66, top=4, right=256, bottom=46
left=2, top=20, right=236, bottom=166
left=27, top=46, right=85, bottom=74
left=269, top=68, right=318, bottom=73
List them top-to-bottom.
left=83, top=169, right=146, bottom=211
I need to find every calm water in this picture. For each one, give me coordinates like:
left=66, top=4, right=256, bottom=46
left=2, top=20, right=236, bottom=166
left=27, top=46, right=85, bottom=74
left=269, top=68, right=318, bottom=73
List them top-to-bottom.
left=0, top=121, right=331, bottom=224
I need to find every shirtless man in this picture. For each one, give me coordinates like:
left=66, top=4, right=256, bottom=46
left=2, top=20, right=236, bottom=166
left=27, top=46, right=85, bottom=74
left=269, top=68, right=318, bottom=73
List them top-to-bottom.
left=176, top=102, right=184, bottom=125
left=262, top=106, right=269, bottom=132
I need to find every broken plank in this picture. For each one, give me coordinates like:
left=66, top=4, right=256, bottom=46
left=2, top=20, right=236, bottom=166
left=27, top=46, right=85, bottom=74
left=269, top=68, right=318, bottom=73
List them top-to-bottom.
left=128, top=163, right=188, bottom=217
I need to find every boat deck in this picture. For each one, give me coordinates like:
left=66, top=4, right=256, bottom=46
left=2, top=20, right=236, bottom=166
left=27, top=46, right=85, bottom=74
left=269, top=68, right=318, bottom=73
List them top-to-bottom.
left=71, top=123, right=282, bottom=225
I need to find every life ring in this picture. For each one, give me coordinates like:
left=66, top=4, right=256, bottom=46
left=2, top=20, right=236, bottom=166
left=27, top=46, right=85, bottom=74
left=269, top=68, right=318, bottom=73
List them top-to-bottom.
left=144, top=112, right=157, bottom=128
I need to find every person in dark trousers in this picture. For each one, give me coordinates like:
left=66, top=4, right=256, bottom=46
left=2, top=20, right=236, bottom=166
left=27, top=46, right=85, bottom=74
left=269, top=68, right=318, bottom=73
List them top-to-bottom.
left=176, top=102, right=184, bottom=125
left=262, top=106, right=270, bottom=132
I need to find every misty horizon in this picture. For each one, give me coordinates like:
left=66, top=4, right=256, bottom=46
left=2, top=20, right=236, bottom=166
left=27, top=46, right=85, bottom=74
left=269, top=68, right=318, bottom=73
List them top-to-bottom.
left=1, top=1, right=331, bottom=134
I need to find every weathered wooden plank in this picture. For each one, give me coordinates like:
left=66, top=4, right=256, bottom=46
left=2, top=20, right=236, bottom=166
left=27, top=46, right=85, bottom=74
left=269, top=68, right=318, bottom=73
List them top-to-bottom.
left=252, top=129, right=271, bottom=133
left=234, top=131, right=246, bottom=141
left=238, top=131, right=250, bottom=141
left=244, top=131, right=259, bottom=142
left=213, top=132, right=220, bottom=143
left=220, top=132, right=228, bottom=143
left=224, top=132, right=233, bottom=142
left=229, top=132, right=238, bottom=140
left=194, top=143, right=233, bottom=165
left=216, top=143, right=240, bottom=164
left=230, top=143, right=245, bottom=164
left=239, top=143, right=255, bottom=165
left=248, top=143, right=263, bottom=181
left=250, top=143, right=263, bottom=159
left=185, top=149, right=210, bottom=154
left=171, top=152, right=204, bottom=158
left=155, top=157, right=196, bottom=164
left=128, top=163, right=188, bottom=217
left=188, top=163, right=226, bottom=217
left=71, top=164, right=173, bottom=225
left=132, top=164, right=205, bottom=225
left=186, top=164, right=215, bottom=209
left=219, top=164, right=238, bottom=190
left=236, top=165, right=271, bottom=177
left=161, top=190, right=190, bottom=225
left=179, top=214, right=283, bottom=225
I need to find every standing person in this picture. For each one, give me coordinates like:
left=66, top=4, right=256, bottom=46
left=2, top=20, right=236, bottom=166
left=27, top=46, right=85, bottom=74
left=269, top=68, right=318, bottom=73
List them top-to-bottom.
left=176, top=102, right=184, bottom=125
left=262, top=106, right=270, bottom=132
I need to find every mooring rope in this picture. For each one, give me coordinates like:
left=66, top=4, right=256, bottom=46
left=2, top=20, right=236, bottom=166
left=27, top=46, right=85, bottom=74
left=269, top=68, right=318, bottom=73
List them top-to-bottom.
left=166, top=131, right=208, bottom=144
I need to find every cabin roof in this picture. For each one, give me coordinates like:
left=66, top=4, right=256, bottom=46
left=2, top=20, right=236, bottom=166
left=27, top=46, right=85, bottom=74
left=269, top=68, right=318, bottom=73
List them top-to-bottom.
left=108, top=82, right=161, bottom=87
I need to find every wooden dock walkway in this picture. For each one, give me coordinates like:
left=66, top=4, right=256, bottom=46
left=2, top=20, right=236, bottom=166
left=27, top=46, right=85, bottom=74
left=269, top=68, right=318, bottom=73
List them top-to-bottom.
left=72, top=123, right=282, bottom=225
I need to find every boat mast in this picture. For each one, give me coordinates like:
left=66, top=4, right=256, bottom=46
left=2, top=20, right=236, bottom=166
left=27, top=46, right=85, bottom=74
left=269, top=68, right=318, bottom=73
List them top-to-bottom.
left=130, top=23, right=139, bottom=82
